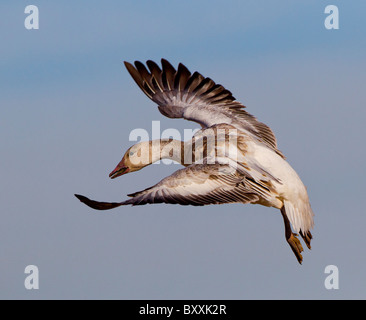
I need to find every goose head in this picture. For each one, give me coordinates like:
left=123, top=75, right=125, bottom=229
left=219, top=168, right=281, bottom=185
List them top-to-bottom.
left=109, top=142, right=151, bottom=179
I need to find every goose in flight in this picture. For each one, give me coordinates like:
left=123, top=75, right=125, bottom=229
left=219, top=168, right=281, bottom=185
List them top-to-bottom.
left=75, top=59, right=314, bottom=264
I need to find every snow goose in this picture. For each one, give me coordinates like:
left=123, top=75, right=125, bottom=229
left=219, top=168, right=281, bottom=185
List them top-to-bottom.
left=75, top=59, right=314, bottom=264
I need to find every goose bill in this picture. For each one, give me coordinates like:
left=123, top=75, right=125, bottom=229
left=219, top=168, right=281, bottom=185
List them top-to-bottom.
left=109, top=166, right=129, bottom=179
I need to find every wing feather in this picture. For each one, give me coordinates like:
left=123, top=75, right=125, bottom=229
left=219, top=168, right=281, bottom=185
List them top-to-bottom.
left=124, top=59, right=284, bottom=158
left=74, top=161, right=263, bottom=210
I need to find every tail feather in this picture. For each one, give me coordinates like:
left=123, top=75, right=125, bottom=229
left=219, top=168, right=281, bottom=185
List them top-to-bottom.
left=283, top=199, right=314, bottom=234
left=300, top=230, right=313, bottom=249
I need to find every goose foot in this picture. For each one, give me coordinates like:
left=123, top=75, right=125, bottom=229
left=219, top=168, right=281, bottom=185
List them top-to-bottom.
left=281, top=206, right=305, bottom=264
left=287, top=233, right=303, bottom=264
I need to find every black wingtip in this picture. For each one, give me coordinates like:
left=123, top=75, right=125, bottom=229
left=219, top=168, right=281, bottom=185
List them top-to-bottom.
left=161, top=58, right=176, bottom=73
left=123, top=60, right=135, bottom=71
left=74, top=193, right=124, bottom=210
left=74, top=194, right=86, bottom=201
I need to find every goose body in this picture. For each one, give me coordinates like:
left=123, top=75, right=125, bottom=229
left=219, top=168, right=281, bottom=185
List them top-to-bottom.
left=75, top=59, right=314, bottom=263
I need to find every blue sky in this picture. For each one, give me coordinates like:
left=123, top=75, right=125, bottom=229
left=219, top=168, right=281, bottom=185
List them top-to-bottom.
left=1, top=0, right=366, bottom=299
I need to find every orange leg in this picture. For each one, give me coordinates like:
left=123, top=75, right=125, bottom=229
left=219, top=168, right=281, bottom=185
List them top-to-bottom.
left=280, top=207, right=304, bottom=264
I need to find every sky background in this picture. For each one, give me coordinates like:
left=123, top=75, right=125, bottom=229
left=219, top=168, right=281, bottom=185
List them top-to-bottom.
left=1, top=0, right=366, bottom=299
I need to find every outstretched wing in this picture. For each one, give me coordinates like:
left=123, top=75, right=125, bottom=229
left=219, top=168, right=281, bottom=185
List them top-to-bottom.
left=124, top=59, right=282, bottom=156
left=75, top=161, right=261, bottom=210
left=123, top=162, right=260, bottom=206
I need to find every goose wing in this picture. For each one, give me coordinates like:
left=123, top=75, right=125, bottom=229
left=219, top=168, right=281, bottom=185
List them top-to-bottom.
left=124, top=59, right=282, bottom=156
left=75, top=161, right=261, bottom=210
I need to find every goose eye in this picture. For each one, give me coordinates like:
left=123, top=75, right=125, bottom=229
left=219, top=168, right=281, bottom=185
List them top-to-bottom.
left=129, top=151, right=134, bottom=156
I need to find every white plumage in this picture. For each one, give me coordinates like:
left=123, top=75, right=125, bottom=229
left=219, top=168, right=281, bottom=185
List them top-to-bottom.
left=75, top=59, right=314, bottom=264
